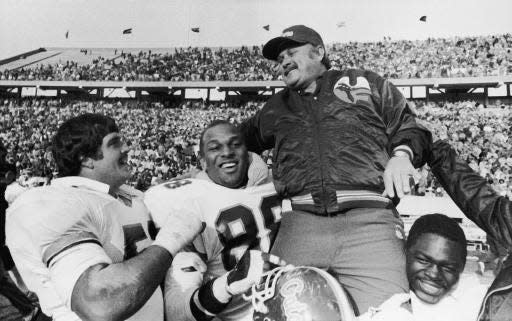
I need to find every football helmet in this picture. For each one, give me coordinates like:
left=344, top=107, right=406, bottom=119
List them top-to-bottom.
left=244, top=266, right=356, bottom=321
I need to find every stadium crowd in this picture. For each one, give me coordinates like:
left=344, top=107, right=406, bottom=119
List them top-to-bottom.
left=1, top=33, right=511, bottom=81
left=0, top=98, right=511, bottom=196
left=0, top=98, right=262, bottom=190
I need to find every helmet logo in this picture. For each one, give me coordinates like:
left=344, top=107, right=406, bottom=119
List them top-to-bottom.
left=282, top=31, right=294, bottom=37
left=280, top=278, right=308, bottom=321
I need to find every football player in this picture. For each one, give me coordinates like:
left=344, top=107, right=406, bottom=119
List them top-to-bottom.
left=6, top=114, right=203, bottom=321
left=144, top=120, right=285, bottom=321
left=358, top=214, right=487, bottom=321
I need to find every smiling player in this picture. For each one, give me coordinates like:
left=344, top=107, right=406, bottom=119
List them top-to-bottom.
left=145, top=120, right=284, bottom=321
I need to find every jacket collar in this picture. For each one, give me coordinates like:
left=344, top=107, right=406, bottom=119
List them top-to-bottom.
left=296, top=70, right=328, bottom=96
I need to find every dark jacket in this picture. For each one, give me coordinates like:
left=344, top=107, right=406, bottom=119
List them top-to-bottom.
left=241, top=69, right=431, bottom=214
left=429, top=140, right=512, bottom=321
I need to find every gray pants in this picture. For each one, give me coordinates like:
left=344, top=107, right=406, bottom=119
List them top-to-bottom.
left=270, top=207, right=408, bottom=315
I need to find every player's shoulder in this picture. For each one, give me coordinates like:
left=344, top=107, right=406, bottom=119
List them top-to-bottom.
left=146, top=178, right=217, bottom=198
left=244, top=181, right=277, bottom=196
left=7, top=183, right=107, bottom=229
left=8, top=184, right=72, bottom=212
left=118, top=184, right=144, bottom=198
left=6, top=185, right=96, bottom=247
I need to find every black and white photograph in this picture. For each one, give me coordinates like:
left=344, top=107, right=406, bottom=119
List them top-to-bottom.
left=1, top=0, right=511, bottom=320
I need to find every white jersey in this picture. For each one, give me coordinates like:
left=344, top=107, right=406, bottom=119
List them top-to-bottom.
left=6, top=177, right=163, bottom=321
left=144, top=179, right=282, bottom=321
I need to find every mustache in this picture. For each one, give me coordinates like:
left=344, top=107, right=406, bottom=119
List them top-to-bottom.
left=283, top=65, right=297, bottom=76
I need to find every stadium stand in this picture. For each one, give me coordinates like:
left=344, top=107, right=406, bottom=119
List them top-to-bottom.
left=1, top=33, right=511, bottom=81
left=1, top=34, right=511, bottom=320
left=0, top=97, right=510, bottom=196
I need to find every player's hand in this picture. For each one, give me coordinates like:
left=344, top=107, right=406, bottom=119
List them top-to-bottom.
left=382, top=155, right=418, bottom=199
left=153, top=209, right=205, bottom=256
left=209, top=250, right=286, bottom=303
left=226, top=250, right=286, bottom=296
left=191, top=251, right=286, bottom=317
left=170, top=252, right=207, bottom=291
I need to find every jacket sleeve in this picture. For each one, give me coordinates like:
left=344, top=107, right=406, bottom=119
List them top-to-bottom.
left=369, top=71, right=432, bottom=168
left=239, top=106, right=275, bottom=155
left=428, top=140, right=512, bottom=249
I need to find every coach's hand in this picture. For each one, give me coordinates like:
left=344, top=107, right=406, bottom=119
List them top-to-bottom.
left=383, top=151, right=419, bottom=199
left=153, top=209, right=205, bottom=256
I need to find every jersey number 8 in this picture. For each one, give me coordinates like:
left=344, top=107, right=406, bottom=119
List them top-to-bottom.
left=215, top=194, right=281, bottom=270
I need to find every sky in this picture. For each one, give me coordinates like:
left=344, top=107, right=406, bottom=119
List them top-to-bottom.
left=1, top=0, right=511, bottom=60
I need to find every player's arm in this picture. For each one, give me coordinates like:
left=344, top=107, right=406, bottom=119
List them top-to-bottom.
left=429, top=140, right=512, bottom=248
left=47, top=207, right=203, bottom=321
left=71, top=211, right=202, bottom=321
left=69, top=245, right=172, bottom=321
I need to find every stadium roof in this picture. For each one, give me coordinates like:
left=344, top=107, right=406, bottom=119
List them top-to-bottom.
left=1, top=76, right=511, bottom=91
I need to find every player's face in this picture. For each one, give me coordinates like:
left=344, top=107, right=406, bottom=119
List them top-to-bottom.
left=277, top=43, right=324, bottom=91
left=202, top=124, right=249, bottom=189
left=92, top=132, right=131, bottom=189
left=406, top=233, right=465, bottom=304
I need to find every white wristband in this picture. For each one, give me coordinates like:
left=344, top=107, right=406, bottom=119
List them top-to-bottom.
left=392, top=145, right=413, bottom=161
left=212, top=273, right=232, bottom=303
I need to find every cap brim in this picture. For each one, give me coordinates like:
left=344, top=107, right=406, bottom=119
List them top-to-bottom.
left=262, top=37, right=306, bottom=60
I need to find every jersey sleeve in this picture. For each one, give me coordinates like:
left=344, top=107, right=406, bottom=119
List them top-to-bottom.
left=6, top=197, right=111, bottom=311
left=49, top=243, right=111, bottom=308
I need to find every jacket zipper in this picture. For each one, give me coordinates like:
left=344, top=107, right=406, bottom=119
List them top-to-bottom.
left=310, top=94, right=328, bottom=212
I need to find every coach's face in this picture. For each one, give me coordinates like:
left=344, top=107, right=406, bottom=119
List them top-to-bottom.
left=277, top=43, right=325, bottom=91
left=202, top=124, right=249, bottom=189
left=406, top=233, right=465, bottom=304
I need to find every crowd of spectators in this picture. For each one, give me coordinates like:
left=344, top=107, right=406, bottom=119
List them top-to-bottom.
left=1, top=33, right=511, bottom=81
left=330, top=34, right=512, bottom=78
left=1, top=47, right=274, bottom=82
left=0, top=97, right=511, bottom=195
left=0, top=98, right=261, bottom=190
left=414, top=100, right=512, bottom=198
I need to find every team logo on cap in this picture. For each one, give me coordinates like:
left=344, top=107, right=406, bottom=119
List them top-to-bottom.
left=282, top=31, right=293, bottom=37
left=333, top=76, right=371, bottom=105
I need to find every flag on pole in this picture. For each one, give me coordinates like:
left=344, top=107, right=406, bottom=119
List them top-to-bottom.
left=419, top=16, right=427, bottom=22
left=263, top=25, right=270, bottom=31
left=191, top=27, right=200, bottom=33
left=123, top=28, right=132, bottom=34
left=65, top=30, right=69, bottom=39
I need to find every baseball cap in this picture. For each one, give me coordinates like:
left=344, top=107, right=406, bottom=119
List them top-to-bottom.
left=263, top=25, right=330, bottom=68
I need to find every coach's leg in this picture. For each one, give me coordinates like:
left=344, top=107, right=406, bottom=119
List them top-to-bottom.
left=331, top=207, right=409, bottom=315
left=270, top=210, right=334, bottom=268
